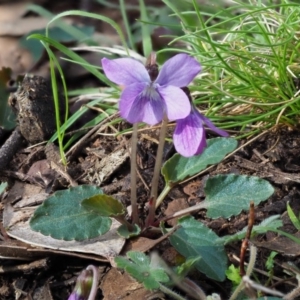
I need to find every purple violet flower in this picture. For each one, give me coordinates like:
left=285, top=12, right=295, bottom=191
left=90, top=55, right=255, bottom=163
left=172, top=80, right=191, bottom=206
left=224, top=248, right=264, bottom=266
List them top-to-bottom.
left=101, top=54, right=201, bottom=125
left=173, top=105, right=229, bottom=157
left=68, top=268, right=94, bottom=300
left=68, top=294, right=85, bottom=300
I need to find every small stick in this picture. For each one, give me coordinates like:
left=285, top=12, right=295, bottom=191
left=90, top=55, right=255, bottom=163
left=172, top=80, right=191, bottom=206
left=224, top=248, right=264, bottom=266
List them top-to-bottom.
left=50, top=161, right=78, bottom=187
left=240, top=201, right=255, bottom=276
left=0, top=258, right=48, bottom=274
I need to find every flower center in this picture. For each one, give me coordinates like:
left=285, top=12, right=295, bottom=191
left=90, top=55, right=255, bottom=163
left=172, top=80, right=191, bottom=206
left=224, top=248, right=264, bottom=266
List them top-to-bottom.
left=142, top=83, right=160, bottom=102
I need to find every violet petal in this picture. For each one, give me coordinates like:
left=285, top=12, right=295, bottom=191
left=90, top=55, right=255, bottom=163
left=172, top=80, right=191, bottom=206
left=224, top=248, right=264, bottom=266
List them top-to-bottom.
left=156, top=54, right=201, bottom=87
left=101, top=58, right=150, bottom=86
left=119, top=82, right=147, bottom=123
left=120, top=83, right=164, bottom=125
left=157, top=85, right=191, bottom=121
left=138, top=93, right=164, bottom=125
left=173, top=111, right=206, bottom=157
left=200, top=114, right=229, bottom=137
left=67, top=293, right=76, bottom=300
left=68, top=293, right=84, bottom=300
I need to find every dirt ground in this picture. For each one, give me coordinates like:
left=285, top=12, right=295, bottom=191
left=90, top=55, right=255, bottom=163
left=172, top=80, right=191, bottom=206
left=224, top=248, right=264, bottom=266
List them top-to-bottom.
left=2, top=106, right=300, bottom=299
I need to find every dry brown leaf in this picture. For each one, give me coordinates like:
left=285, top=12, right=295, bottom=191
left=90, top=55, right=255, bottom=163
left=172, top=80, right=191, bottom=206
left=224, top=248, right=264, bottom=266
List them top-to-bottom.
left=0, top=2, right=32, bottom=22
left=0, top=17, right=48, bottom=36
left=0, top=37, right=33, bottom=73
left=164, top=198, right=189, bottom=227
left=254, top=232, right=300, bottom=257
left=122, top=236, right=160, bottom=253
left=100, top=267, right=150, bottom=300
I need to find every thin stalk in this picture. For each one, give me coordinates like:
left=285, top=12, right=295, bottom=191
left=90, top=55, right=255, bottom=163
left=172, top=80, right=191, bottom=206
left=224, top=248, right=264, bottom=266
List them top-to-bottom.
left=119, top=0, right=135, bottom=51
left=139, top=0, right=152, bottom=56
left=47, top=48, right=67, bottom=165
left=146, top=117, right=168, bottom=226
left=150, top=117, right=168, bottom=202
left=130, top=123, right=139, bottom=224
left=156, top=185, right=172, bottom=208
left=160, top=202, right=208, bottom=223
left=113, top=215, right=135, bottom=232
left=246, top=244, right=257, bottom=277
left=229, top=245, right=257, bottom=300
left=87, top=265, right=99, bottom=300
left=159, top=284, right=186, bottom=300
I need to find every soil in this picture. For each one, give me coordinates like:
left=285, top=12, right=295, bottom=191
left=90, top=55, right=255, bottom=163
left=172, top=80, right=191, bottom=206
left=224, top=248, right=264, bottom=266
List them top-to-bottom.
left=0, top=1, right=300, bottom=300
left=1, top=96, right=300, bottom=299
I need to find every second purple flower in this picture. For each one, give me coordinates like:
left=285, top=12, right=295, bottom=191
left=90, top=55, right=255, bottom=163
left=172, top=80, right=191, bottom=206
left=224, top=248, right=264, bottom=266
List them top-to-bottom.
left=101, top=54, right=201, bottom=125
left=173, top=105, right=229, bottom=157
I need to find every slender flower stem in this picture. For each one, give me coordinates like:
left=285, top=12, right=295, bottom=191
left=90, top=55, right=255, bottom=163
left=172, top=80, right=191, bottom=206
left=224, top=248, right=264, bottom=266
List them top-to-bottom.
left=147, top=117, right=168, bottom=225
left=150, top=117, right=168, bottom=201
left=130, top=123, right=139, bottom=224
left=156, top=185, right=171, bottom=208
left=160, top=202, right=208, bottom=222
left=113, top=215, right=135, bottom=232
left=246, top=244, right=257, bottom=277
left=229, top=245, right=257, bottom=300
left=87, top=265, right=99, bottom=300
left=159, top=284, right=186, bottom=300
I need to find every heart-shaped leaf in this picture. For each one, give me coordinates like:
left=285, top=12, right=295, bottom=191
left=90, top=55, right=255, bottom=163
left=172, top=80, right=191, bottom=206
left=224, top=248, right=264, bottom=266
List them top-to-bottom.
left=162, top=137, right=237, bottom=184
left=204, top=174, right=274, bottom=219
left=30, top=185, right=111, bottom=241
left=82, top=194, right=125, bottom=217
left=166, top=216, right=227, bottom=281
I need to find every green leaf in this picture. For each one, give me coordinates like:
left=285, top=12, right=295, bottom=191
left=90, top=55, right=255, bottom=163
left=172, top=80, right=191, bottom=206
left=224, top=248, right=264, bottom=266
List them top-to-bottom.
left=139, top=0, right=152, bottom=56
left=46, top=10, right=128, bottom=54
left=20, top=26, right=94, bottom=62
left=27, top=34, right=110, bottom=86
left=162, top=137, right=237, bottom=184
left=204, top=174, right=274, bottom=219
left=0, top=182, right=7, bottom=195
left=30, top=185, right=112, bottom=241
left=82, top=194, right=125, bottom=217
left=287, top=202, right=300, bottom=230
left=220, top=215, right=282, bottom=245
left=167, top=216, right=227, bottom=281
left=117, top=224, right=141, bottom=238
left=115, top=251, right=169, bottom=290
left=266, top=251, right=278, bottom=271
left=175, top=257, right=199, bottom=278
left=226, top=264, right=241, bottom=285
